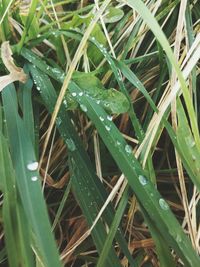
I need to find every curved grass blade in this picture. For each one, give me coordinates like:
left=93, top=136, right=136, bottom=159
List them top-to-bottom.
left=20, top=47, right=199, bottom=191
left=25, top=56, right=134, bottom=266
left=28, top=65, right=127, bottom=266
left=68, top=82, right=200, bottom=267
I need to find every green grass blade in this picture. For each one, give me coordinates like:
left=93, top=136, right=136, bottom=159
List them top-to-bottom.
left=17, top=0, right=39, bottom=52
left=124, top=0, right=200, bottom=151
left=28, top=64, right=135, bottom=266
left=28, top=65, right=121, bottom=266
left=21, top=71, right=35, bottom=146
left=68, top=81, right=200, bottom=267
left=2, top=84, right=62, bottom=267
left=176, top=99, right=200, bottom=191
left=0, top=131, right=34, bottom=267
left=52, top=178, right=72, bottom=230
left=96, top=186, right=131, bottom=267
left=141, top=207, right=177, bottom=267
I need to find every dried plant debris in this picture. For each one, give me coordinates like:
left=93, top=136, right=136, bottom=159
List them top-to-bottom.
left=0, top=41, right=27, bottom=92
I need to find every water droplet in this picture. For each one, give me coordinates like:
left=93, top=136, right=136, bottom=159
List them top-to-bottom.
left=91, top=37, right=95, bottom=41
left=99, top=44, right=104, bottom=48
left=52, top=68, right=60, bottom=74
left=36, top=86, right=41, bottom=91
left=72, top=92, right=77, bottom=97
left=79, top=92, right=83, bottom=96
left=63, top=99, right=67, bottom=107
left=96, top=100, right=100, bottom=104
left=80, top=104, right=87, bottom=112
left=107, top=115, right=112, bottom=121
left=100, top=116, right=104, bottom=121
left=56, top=117, right=62, bottom=126
left=105, top=125, right=111, bottom=131
left=185, top=136, right=195, bottom=147
left=66, top=138, right=76, bottom=151
left=116, top=140, right=121, bottom=146
left=190, top=141, right=195, bottom=147
left=125, top=144, right=132, bottom=154
left=192, top=155, right=196, bottom=161
left=27, top=161, right=38, bottom=171
left=139, top=175, right=148, bottom=185
left=31, top=176, right=38, bottom=182
left=159, top=198, right=169, bottom=210
left=176, top=234, right=182, bottom=242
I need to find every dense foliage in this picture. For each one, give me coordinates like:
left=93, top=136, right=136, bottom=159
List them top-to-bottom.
left=0, top=0, right=200, bottom=266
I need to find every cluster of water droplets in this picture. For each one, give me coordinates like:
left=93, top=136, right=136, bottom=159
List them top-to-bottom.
left=32, top=75, right=42, bottom=92
left=125, top=144, right=132, bottom=154
left=26, top=161, right=39, bottom=182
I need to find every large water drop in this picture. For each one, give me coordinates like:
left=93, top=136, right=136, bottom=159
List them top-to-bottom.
left=80, top=104, right=87, bottom=112
left=27, top=161, right=38, bottom=171
left=138, top=175, right=148, bottom=186
left=159, top=198, right=169, bottom=210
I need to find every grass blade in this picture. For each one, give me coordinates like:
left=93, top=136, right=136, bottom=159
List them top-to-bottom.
left=68, top=81, right=200, bottom=267
left=2, top=84, right=62, bottom=267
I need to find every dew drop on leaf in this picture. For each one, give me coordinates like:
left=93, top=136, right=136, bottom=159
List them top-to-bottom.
left=63, top=99, right=68, bottom=107
left=80, top=104, right=87, bottom=112
left=107, top=115, right=112, bottom=121
left=100, top=116, right=104, bottom=121
left=56, top=117, right=62, bottom=126
left=105, top=125, right=111, bottom=131
left=66, top=139, right=76, bottom=151
left=116, top=140, right=121, bottom=146
left=125, top=144, right=132, bottom=154
left=27, top=161, right=38, bottom=171
left=138, top=175, right=148, bottom=185
left=31, top=176, right=38, bottom=182
left=159, top=198, right=169, bottom=210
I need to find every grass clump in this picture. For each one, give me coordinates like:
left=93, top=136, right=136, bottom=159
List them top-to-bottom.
left=0, top=0, right=200, bottom=266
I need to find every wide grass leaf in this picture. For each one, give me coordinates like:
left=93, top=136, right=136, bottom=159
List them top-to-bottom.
left=2, top=84, right=62, bottom=267
left=177, top=99, right=200, bottom=192
left=0, top=131, right=34, bottom=267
